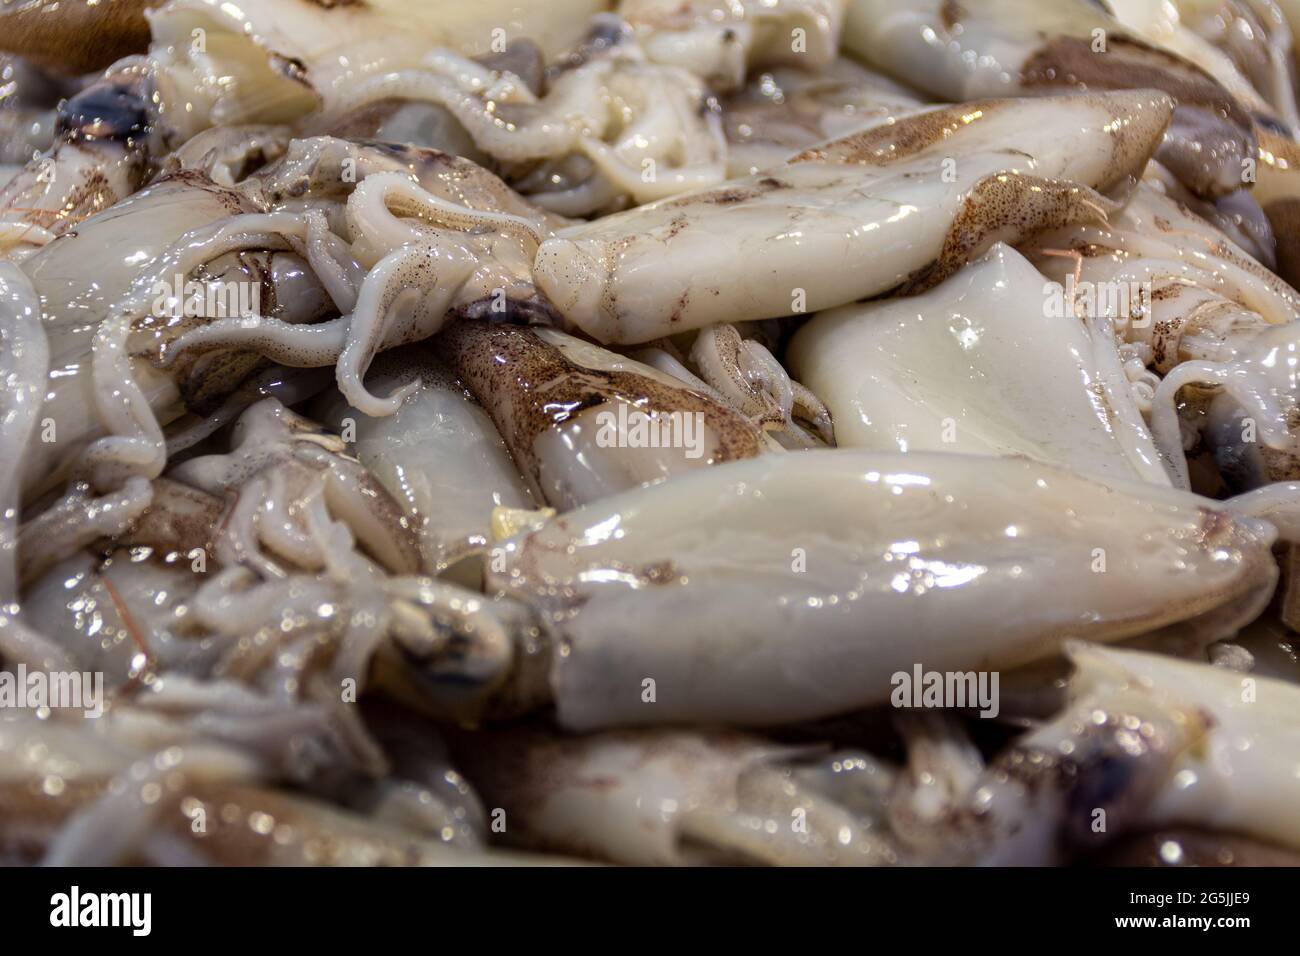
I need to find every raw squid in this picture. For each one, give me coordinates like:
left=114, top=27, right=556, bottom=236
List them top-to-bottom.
left=6, top=0, right=1300, bottom=871
left=145, top=0, right=611, bottom=144
left=620, top=0, right=845, bottom=92
left=842, top=0, right=1261, bottom=198
left=1107, top=0, right=1300, bottom=130
left=0, top=2, right=612, bottom=252
left=322, top=17, right=728, bottom=215
left=722, top=57, right=925, bottom=176
left=0, top=65, right=154, bottom=258
left=533, top=89, right=1173, bottom=344
left=155, top=137, right=561, bottom=423
left=14, top=169, right=332, bottom=500
left=1027, top=169, right=1300, bottom=490
left=787, top=243, right=1171, bottom=485
left=435, top=320, right=771, bottom=510
left=313, top=347, right=538, bottom=579
left=477, top=450, right=1277, bottom=729
left=918, top=643, right=1300, bottom=863
left=0, top=713, right=547, bottom=865
left=447, top=723, right=898, bottom=865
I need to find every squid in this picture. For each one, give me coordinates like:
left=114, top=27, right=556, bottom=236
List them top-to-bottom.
left=7, top=0, right=1300, bottom=871
left=144, top=0, right=611, bottom=145
left=619, top=0, right=845, bottom=93
left=842, top=0, right=1262, bottom=199
left=1107, top=0, right=1300, bottom=131
left=0, top=1, right=608, bottom=253
left=321, top=17, right=729, bottom=215
left=721, top=57, right=925, bottom=176
left=0, top=65, right=154, bottom=258
left=533, top=89, right=1173, bottom=344
left=42, top=137, right=553, bottom=503
left=156, top=138, right=557, bottom=422
left=1026, top=167, right=1300, bottom=491
left=13, top=168, right=332, bottom=501
left=786, top=243, right=1172, bottom=485
left=434, top=320, right=772, bottom=510
left=686, top=321, right=834, bottom=446
left=313, top=347, right=539, bottom=580
left=19, top=397, right=536, bottom=780
left=396, top=450, right=1283, bottom=729
left=898, top=643, right=1300, bottom=863
left=0, top=712, right=545, bottom=865
left=446, top=722, right=899, bottom=865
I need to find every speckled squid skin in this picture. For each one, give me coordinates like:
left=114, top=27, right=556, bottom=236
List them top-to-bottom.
left=0, top=0, right=159, bottom=75
left=842, top=0, right=1260, bottom=199
left=532, top=90, right=1173, bottom=344
left=435, top=320, right=769, bottom=509
left=487, top=450, right=1277, bottom=729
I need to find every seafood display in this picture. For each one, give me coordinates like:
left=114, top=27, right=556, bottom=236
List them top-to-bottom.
left=1, top=0, right=1300, bottom=871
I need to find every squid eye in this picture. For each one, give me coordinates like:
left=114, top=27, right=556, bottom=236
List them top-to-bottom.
left=58, top=82, right=150, bottom=143
left=1062, top=752, right=1140, bottom=849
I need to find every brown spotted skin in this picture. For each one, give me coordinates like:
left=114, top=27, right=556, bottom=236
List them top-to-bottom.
left=0, top=0, right=161, bottom=75
left=825, top=92, right=1165, bottom=180
left=794, top=94, right=1168, bottom=197
left=790, top=100, right=1016, bottom=166
left=3, top=140, right=148, bottom=239
left=900, top=173, right=1119, bottom=295
left=435, top=320, right=768, bottom=501
left=113, top=478, right=225, bottom=563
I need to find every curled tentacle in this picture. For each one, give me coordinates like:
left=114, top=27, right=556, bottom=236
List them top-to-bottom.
left=330, top=43, right=726, bottom=212
left=346, top=171, right=544, bottom=262
left=85, top=212, right=311, bottom=490
left=336, top=242, right=476, bottom=417
left=0, top=261, right=68, bottom=672
left=1150, top=322, right=1300, bottom=489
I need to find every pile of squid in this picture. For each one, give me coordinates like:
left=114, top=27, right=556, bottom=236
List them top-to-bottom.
left=1, top=0, right=1300, bottom=867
